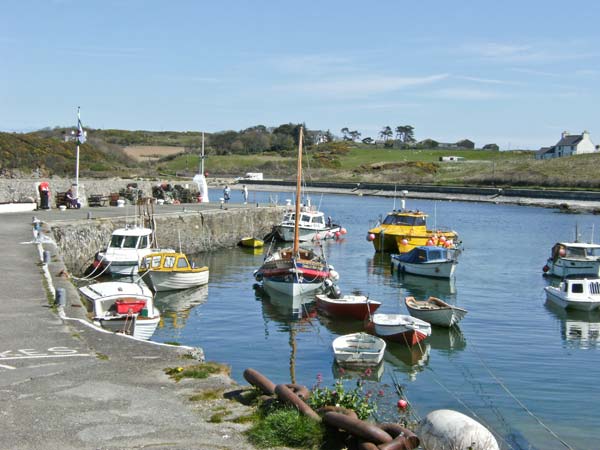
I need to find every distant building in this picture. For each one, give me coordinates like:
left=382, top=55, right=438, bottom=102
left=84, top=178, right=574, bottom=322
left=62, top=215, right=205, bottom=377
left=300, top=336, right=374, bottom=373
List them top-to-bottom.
left=536, top=130, right=596, bottom=159
left=436, top=139, right=475, bottom=149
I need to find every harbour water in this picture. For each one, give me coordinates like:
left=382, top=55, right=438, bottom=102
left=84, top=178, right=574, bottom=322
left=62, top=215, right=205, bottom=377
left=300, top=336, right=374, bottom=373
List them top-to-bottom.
left=152, top=189, right=600, bottom=450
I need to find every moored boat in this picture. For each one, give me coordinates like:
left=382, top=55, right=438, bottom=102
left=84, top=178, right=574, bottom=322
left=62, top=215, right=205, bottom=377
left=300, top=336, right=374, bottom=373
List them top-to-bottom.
left=254, top=127, right=339, bottom=315
left=274, top=203, right=343, bottom=242
left=367, top=207, right=458, bottom=254
left=94, top=226, right=172, bottom=277
left=239, top=237, right=264, bottom=248
left=543, top=242, right=600, bottom=278
left=391, top=246, right=458, bottom=279
left=138, top=251, right=209, bottom=292
left=544, top=276, right=600, bottom=311
left=78, top=281, right=160, bottom=340
left=315, top=293, right=381, bottom=320
left=404, top=296, right=467, bottom=327
left=366, top=313, right=431, bottom=346
left=332, top=332, right=386, bottom=368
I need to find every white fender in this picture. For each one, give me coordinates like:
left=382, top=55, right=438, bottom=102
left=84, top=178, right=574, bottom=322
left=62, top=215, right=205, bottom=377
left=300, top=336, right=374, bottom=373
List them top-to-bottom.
left=417, top=409, right=499, bottom=450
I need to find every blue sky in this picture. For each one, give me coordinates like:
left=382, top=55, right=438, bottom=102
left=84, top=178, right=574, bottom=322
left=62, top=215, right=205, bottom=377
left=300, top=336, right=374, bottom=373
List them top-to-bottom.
left=2, top=0, right=600, bottom=149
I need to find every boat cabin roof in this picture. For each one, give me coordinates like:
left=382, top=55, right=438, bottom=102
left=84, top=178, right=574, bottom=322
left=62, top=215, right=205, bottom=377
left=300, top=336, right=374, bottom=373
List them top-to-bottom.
left=383, top=211, right=427, bottom=226
left=112, top=226, right=153, bottom=237
left=555, top=242, right=600, bottom=249
left=140, top=252, right=192, bottom=270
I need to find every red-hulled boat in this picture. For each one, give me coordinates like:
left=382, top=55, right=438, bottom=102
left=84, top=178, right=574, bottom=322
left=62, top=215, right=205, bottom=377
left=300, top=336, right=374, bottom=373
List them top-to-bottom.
left=315, top=294, right=381, bottom=320
left=365, top=313, right=431, bottom=346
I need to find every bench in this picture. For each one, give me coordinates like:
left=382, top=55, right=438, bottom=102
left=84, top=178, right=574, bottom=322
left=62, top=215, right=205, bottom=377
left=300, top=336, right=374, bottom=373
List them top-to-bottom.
left=87, top=194, right=108, bottom=207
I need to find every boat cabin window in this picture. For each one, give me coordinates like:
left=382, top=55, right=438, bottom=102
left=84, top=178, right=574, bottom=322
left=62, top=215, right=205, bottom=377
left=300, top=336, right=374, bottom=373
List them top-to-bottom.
left=284, top=213, right=295, bottom=222
left=301, top=214, right=312, bottom=223
left=382, top=215, right=426, bottom=226
left=313, top=216, right=324, bottom=225
left=109, top=234, right=125, bottom=248
left=139, top=235, right=149, bottom=249
left=123, top=236, right=138, bottom=249
left=565, top=247, right=586, bottom=258
left=586, top=248, right=600, bottom=257
left=428, top=250, right=442, bottom=260
left=151, top=255, right=162, bottom=268
left=164, top=256, right=176, bottom=268
left=140, top=257, right=150, bottom=269
left=177, top=257, right=189, bottom=269
left=570, top=283, right=584, bottom=294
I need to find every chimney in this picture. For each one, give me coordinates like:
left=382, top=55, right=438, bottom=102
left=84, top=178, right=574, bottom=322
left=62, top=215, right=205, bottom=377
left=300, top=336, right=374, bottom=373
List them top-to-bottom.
left=583, top=130, right=590, bottom=138
left=561, top=131, right=569, bottom=138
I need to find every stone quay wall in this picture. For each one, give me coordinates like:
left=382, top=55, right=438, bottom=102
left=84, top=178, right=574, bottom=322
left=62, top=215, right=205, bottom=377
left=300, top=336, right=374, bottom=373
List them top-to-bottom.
left=51, top=206, right=283, bottom=274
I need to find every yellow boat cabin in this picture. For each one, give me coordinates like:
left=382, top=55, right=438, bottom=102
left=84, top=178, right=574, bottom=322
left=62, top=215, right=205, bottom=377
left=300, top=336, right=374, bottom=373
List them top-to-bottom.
left=367, top=210, right=459, bottom=253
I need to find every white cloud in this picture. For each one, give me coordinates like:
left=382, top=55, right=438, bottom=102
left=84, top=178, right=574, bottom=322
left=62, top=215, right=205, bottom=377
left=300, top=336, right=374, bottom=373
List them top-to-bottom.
left=462, top=41, right=595, bottom=64
left=276, top=74, right=449, bottom=97
left=456, top=75, right=517, bottom=85
left=428, top=88, right=505, bottom=100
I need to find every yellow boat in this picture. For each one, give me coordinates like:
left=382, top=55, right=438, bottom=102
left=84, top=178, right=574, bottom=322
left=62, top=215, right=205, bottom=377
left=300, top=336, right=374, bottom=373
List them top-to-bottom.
left=367, top=210, right=459, bottom=253
left=239, top=237, right=264, bottom=248
left=138, top=251, right=209, bottom=292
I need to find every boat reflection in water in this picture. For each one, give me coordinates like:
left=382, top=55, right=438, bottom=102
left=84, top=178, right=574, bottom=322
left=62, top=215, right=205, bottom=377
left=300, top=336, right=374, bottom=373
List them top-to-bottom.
left=398, top=272, right=457, bottom=299
left=254, top=283, right=317, bottom=320
left=155, top=285, right=209, bottom=329
left=255, top=288, right=318, bottom=384
left=545, top=301, right=600, bottom=349
left=428, top=326, right=467, bottom=354
left=384, top=341, right=430, bottom=381
left=332, top=360, right=385, bottom=382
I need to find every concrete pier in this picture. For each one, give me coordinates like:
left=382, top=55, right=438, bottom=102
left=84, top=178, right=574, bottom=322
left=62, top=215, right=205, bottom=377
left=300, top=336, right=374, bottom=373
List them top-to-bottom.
left=0, top=203, right=281, bottom=449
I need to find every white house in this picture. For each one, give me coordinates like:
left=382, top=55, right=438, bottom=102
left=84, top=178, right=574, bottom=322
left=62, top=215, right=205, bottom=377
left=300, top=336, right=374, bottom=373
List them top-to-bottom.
left=536, top=130, right=596, bottom=159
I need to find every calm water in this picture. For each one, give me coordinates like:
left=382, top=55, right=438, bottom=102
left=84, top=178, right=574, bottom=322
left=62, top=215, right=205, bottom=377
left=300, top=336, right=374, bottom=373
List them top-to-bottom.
left=152, top=189, right=600, bottom=450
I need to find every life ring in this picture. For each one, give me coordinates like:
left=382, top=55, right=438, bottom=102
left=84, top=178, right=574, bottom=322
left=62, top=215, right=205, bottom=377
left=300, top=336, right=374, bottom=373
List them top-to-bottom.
left=322, top=411, right=393, bottom=445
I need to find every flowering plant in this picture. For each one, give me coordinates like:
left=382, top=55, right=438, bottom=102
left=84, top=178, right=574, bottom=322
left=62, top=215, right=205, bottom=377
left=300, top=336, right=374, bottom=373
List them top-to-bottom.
left=308, top=368, right=379, bottom=420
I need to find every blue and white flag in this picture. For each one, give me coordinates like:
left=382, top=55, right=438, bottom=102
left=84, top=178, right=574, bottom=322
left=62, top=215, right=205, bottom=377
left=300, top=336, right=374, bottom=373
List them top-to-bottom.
left=77, top=108, right=86, bottom=144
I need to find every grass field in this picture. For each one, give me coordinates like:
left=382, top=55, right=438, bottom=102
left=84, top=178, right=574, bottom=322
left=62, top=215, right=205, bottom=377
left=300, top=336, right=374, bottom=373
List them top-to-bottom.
left=124, top=145, right=185, bottom=162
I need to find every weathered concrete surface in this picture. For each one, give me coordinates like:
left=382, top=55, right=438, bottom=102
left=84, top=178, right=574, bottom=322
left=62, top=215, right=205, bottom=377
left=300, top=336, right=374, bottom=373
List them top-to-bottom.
left=48, top=203, right=284, bottom=274
left=0, top=210, right=264, bottom=450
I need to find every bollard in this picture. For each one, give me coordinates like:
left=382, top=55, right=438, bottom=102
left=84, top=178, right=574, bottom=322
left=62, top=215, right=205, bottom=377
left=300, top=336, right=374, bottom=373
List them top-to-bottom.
left=87, top=211, right=92, bottom=220
left=43, top=250, right=51, bottom=264
left=55, top=288, right=66, bottom=307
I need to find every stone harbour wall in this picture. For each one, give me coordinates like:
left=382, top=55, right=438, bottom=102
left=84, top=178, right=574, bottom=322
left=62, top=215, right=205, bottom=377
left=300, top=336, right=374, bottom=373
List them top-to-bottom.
left=51, top=206, right=283, bottom=274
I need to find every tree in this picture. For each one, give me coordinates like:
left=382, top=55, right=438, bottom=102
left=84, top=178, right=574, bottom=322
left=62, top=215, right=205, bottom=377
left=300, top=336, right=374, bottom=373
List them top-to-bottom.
left=395, top=125, right=415, bottom=144
left=379, top=126, right=393, bottom=141
left=340, top=127, right=352, bottom=141
left=349, top=130, right=362, bottom=142
left=362, top=137, right=374, bottom=145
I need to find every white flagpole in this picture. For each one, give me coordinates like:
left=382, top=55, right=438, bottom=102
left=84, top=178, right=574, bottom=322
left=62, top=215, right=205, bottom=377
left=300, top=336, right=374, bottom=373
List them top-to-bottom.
left=75, top=106, right=81, bottom=200
left=201, top=132, right=205, bottom=174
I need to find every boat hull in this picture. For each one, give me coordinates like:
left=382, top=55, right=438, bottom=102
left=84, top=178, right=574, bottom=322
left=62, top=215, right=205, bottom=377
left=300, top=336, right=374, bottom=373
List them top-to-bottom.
left=276, top=225, right=341, bottom=242
left=392, top=258, right=456, bottom=279
left=546, top=258, right=600, bottom=278
left=143, top=269, right=209, bottom=292
left=545, top=287, right=600, bottom=311
left=315, top=295, right=381, bottom=320
left=405, top=297, right=467, bottom=327
left=366, top=314, right=431, bottom=346
left=98, top=315, right=160, bottom=340
left=332, top=333, right=386, bottom=367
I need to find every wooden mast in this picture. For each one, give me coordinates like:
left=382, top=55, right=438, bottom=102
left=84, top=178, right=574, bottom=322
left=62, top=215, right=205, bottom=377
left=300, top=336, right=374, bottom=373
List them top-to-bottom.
left=293, top=127, right=303, bottom=255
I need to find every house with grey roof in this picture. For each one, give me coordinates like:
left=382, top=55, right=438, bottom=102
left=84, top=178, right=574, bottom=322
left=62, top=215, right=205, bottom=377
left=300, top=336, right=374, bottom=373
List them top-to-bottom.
left=536, top=130, right=597, bottom=159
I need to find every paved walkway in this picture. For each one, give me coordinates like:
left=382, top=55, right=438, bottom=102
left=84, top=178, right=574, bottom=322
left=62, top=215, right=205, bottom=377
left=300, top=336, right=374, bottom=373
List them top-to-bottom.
left=0, top=210, right=255, bottom=450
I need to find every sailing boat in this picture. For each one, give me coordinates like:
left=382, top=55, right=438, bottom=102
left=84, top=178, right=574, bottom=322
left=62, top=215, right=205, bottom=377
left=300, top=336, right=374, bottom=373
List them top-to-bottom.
left=254, top=127, right=338, bottom=313
left=193, top=132, right=210, bottom=203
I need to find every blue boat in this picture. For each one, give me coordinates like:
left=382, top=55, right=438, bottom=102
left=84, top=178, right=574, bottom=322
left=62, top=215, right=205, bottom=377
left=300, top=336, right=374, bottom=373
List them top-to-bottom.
left=391, top=246, right=458, bottom=279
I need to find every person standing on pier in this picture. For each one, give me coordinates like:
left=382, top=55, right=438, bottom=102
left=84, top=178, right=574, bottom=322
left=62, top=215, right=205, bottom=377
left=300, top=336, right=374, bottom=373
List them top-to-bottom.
left=242, top=184, right=248, bottom=204
left=223, top=185, right=231, bottom=203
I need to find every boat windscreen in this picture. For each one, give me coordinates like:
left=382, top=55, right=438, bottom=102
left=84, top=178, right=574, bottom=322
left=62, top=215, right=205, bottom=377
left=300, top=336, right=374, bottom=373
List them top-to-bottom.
left=383, top=215, right=426, bottom=226
left=109, top=235, right=125, bottom=248
left=123, top=236, right=138, bottom=249
left=586, top=247, right=600, bottom=257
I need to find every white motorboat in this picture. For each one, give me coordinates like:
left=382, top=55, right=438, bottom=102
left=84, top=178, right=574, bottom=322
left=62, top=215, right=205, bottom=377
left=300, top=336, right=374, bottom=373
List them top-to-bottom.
left=274, top=203, right=342, bottom=242
left=94, top=226, right=172, bottom=277
left=543, top=242, right=600, bottom=278
left=392, top=246, right=458, bottom=279
left=139, top=251, right=209, bottom=292
left=544, top=276, right=600, bottom=311
left=78, top=281, right=160, bottom=340
left=404, top=296, right=467, bottom=327
left=366, top=313, right=431, bottom=346
left=332, top=332, right=386, bottom=368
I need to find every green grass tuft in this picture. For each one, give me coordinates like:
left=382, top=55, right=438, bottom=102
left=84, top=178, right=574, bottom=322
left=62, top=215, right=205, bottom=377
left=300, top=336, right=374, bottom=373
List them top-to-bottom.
left=165, top=362, right=230, bottom=382
left=246, top=408, right=323, bottom=448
